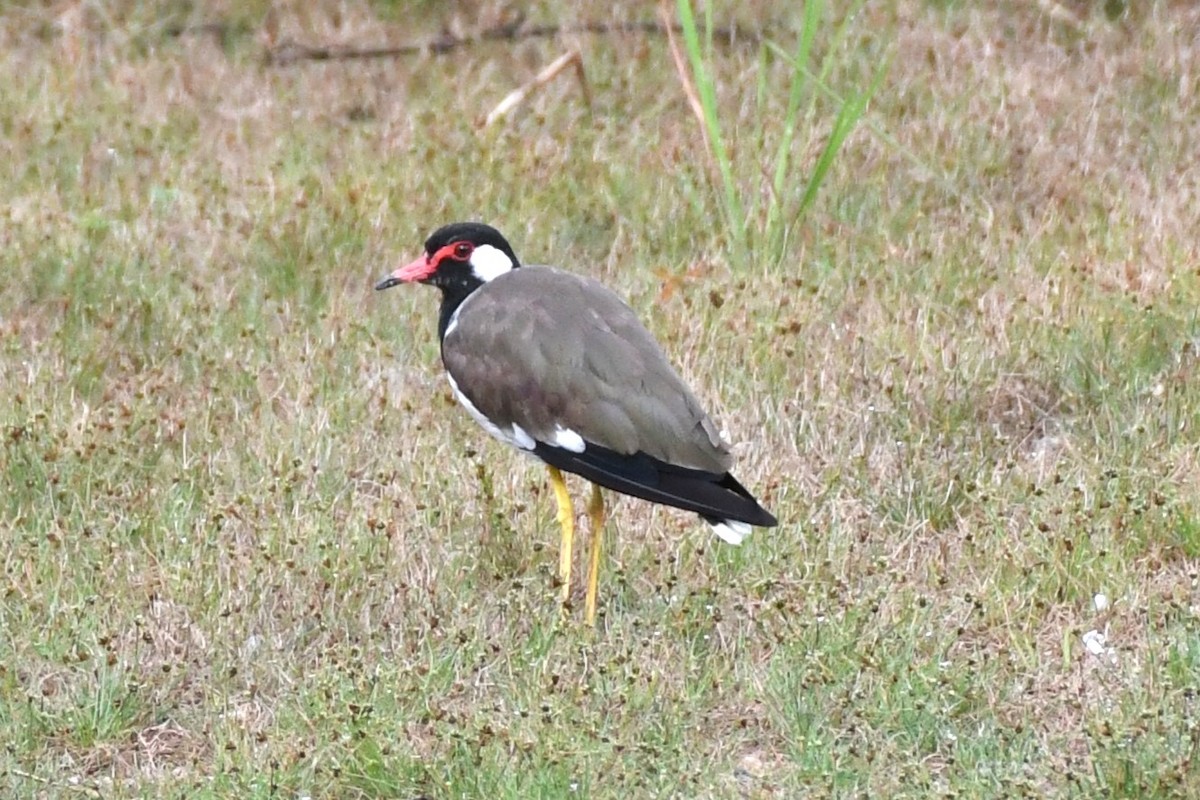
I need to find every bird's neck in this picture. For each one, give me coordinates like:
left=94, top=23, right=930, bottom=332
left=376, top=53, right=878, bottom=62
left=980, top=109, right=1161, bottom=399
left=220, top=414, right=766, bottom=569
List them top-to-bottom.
left=436, top=279, right=483, bottom=340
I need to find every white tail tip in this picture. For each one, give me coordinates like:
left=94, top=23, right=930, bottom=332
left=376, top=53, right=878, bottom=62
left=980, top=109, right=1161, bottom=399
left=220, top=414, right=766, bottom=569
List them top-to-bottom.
left=710, top=519, right=751, bottom=545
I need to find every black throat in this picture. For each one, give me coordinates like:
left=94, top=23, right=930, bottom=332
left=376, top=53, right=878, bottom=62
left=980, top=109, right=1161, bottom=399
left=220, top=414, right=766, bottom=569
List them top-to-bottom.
left=435, top=273, right=485, bottom=342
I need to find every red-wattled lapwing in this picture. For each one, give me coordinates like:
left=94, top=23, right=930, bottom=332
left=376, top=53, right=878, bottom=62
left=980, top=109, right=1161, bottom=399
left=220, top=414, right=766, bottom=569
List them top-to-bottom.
left=376, top=222, right=777, bottom=625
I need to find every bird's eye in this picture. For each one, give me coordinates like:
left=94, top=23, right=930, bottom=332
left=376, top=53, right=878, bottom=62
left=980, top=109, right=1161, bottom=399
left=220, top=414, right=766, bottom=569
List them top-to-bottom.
left=454, top=243, right=472, bottom=259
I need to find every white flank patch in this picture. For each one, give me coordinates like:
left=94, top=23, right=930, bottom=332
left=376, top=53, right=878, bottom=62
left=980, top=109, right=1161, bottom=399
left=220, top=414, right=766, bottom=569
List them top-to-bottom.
left=469, top=244, right=514, bottom=282
left=445, top=372, right=534, bottom=451
left=510, top=423, right=536, bottom=450
left=550, top=426, right=586, bottom=453
left=711, top=519, right=751, bottom=545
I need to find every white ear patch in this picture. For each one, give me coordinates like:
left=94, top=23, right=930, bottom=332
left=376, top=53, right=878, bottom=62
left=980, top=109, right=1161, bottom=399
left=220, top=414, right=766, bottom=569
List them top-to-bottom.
left=469, top=244, right=514, bottom=282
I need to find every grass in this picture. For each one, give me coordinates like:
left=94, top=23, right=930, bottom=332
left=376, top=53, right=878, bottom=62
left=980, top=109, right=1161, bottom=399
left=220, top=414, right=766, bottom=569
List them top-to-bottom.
left=2, top=0, right=1200, bottom=797
left=674, top=0, right=878, bottom=268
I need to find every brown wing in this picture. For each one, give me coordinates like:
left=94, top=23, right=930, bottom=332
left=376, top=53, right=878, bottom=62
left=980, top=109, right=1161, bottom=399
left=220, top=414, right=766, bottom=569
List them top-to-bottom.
left=440, top=266, right=731, bottom=474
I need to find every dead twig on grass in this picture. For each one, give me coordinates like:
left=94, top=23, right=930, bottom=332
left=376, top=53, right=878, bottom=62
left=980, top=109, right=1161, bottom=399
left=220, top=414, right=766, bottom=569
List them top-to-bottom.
left=264, top=18, right=761, bottom=67
left=482, top=50, right=590, bottom=128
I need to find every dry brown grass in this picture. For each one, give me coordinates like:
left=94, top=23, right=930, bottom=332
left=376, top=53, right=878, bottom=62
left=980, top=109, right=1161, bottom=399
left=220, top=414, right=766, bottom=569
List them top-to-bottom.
left=2, top=1, right=1199, bottom=797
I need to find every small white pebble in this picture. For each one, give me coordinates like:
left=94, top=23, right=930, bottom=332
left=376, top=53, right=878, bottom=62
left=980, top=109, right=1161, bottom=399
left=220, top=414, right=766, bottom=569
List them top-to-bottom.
left=1094, top=593, right=1110, bottom=612
left=1082, top=629, right=1107, bottom=656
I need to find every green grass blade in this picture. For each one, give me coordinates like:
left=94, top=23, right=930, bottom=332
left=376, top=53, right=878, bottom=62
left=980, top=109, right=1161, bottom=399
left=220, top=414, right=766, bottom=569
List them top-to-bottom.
left=677, top=0, right=746, bottom=260
left=765, top=0, right=823, bottom=255
left=796, top=58, right=884, bottom=217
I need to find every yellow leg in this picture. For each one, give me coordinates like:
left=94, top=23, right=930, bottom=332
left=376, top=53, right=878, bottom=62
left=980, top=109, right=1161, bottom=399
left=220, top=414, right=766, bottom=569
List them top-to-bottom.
left=548, top=466, right=574, bottom=607
left=584, top=484, right=605, bottom=627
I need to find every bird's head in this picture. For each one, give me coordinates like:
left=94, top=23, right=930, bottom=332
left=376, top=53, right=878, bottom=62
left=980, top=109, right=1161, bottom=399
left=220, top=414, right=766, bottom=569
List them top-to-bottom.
left=375, top=222, right=520, bottom=293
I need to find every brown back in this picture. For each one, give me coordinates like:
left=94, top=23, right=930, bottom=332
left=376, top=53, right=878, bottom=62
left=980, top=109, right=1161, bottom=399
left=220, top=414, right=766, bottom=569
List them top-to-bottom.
left=441, top=266, right=732, bottom=473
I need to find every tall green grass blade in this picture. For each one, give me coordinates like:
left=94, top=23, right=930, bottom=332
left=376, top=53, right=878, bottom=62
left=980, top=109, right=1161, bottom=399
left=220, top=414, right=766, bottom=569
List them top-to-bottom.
left=676, top=0, right=877, bottom=268
left=677, top=0, right=746, bottom=258
left=765, top=0, right=822, bottom=257
left=769, top=37, right=956, bottom=204
left=797, top=88, right=868, bottom=218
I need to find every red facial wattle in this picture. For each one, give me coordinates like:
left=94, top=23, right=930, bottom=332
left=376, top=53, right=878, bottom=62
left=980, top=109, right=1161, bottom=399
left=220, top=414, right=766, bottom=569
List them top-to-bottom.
left=375, top=241, right=473, bottom=290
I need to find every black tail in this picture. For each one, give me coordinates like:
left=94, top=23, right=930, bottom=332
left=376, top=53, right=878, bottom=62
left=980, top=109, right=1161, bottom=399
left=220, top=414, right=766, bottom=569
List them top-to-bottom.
left=533, top=441, right=777, bottom=527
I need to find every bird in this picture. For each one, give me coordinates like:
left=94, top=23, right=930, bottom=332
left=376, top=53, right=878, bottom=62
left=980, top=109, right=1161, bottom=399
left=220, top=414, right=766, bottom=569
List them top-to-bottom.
left=375, top=222, right=777, bottom=625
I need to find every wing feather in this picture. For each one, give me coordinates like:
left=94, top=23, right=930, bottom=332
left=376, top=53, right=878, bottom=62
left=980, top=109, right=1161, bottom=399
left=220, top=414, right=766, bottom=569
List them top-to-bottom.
left=441, top=267, right=730, bottom=473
